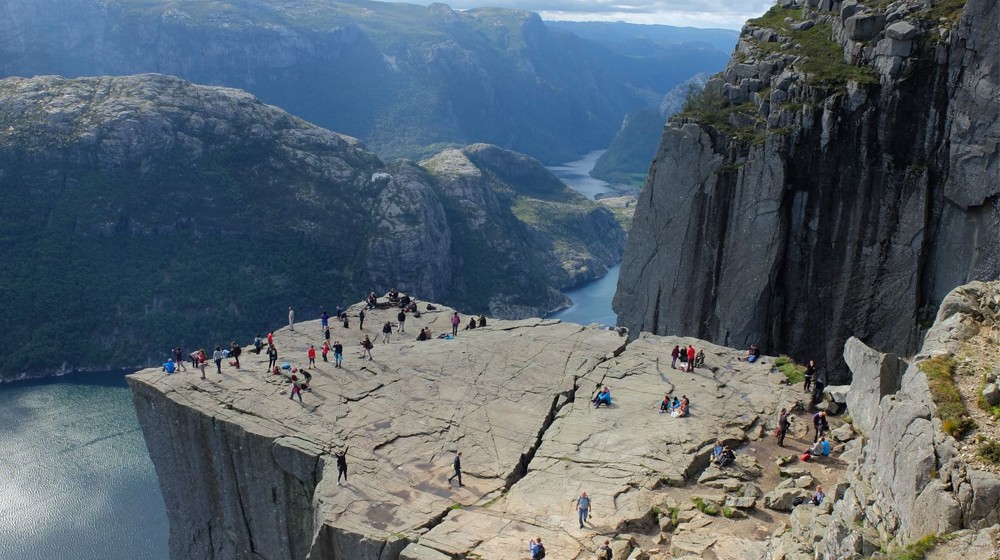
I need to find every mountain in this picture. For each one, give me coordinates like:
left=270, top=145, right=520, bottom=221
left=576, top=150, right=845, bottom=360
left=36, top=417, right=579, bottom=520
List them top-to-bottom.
left=0, top=0, right=732, bottom=164
left=613, top=0, right=999, bottom=382
left=545, top=20, right=739, bottom=53
left=0, top=73, right=623, bottom=379
left=591, top=73, right=710, bottom=186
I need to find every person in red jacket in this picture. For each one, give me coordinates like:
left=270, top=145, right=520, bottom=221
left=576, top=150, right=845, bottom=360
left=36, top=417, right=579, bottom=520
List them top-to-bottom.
left=307, top=344, right=316, bottom=366
left=686, top=345, right=696, bottom=372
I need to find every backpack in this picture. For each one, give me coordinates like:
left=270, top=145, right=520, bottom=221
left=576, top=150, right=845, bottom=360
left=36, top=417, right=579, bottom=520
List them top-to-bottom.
left=536, top=544, right=545, bottom=559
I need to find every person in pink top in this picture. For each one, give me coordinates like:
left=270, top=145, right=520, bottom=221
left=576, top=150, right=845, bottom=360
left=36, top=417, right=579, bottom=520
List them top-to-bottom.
left=451, top=312, right=460, bottom=336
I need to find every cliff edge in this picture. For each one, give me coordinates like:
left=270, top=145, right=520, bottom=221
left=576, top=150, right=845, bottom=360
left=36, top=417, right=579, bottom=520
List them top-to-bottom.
left=614, top=0, right=1000, bottom=382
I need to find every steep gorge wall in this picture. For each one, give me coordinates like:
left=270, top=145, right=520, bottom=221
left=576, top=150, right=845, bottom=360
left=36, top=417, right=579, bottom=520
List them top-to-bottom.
left=614, top=0, right=999, bottom=381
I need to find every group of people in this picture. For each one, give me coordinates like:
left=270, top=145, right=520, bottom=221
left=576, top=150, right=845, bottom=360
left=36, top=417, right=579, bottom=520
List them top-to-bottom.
left=670, top=344, right=704, bottom=372
left=658, top=394, right=690, bottom=417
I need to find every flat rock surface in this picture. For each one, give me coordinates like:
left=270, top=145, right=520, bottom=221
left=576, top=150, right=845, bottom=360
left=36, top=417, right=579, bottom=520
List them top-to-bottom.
left=130, top=304, right=797, bottom=559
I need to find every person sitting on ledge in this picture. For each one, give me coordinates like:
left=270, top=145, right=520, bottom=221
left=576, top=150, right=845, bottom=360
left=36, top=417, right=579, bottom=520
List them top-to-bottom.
left=388, top=288, right=400, bottom=302
left=478, top=315, right=487, bottom=328
left=465, top=317, right=477, bottom=330
left=417, top=327, right=431, bottom=341
left=739, top=344, right=761, bottom=363
left=694, top=349, right=705, bottom=367
left=162, top=358, right=176, bottom=374
left=593, top=386, right=612, bottom=408
left=659, top=394, right=672, bottom=414
left=679, top=395, right=690, bottom=417
left=804, top=436, right=831, bottom=460
left=711, top=440, right=724, bottom=462
left=715, top=445, right=736, bottom=468
left=812, top=486, right=825, bottom=506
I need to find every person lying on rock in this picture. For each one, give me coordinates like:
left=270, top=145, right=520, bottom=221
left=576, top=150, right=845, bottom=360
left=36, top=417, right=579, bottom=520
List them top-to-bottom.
left=593, top=386, right=612, bottom=408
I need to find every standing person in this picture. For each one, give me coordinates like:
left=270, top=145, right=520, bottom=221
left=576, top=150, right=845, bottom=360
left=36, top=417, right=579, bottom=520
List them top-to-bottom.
left=335, top=305, right=344, bottom=321
left=288, top=306, right=295, bottom=331
left=359, top=308, right=366, bottom=330
left=320, top=309, right=330, bottom=331
left=397, top=309, right=406, bottom=333
left=451, top=312, right=460, bottom=336
left=381, top=321, right=392, bottom=343
left=324, top=325, right=331, bottom=345
left=267, top=331, right=275, bottom=347
left=361, top=335, right=374, bottom=361
left=333, top=340, right=344, bottom=368
left=230, top=341, right=242, bottom=369
left=321, top=341, right=330, bottom=362
left=267, top=344, right=279, bottom=371
left=307, top=344, right=316, bottom=366
left=671, top=345, right=680, bottom=369
left=687, top=345, right=696, bottom=371
left=213, top=346, right=224, bottom=374
left=173, top=347, right=188, bottom=371
left=189, top=348, right=201, bottom=369
left=196, top=351, right=208, bottom=379
left=803, top=360, right=815, bottom=393
left=289, top=375, right=303, bottom=402
left=777, top=408, right=791, bottom=447
left=812, top=411, right=827, bottom=443
left=335, top=447, right=349, bottom=485
left=448, top=451, right=463, bottom=487
left=575, top=491, right=592, bottom=529
left=528, top=537, right=545, bottom=560
left=598, top=539, right=613, bottom=559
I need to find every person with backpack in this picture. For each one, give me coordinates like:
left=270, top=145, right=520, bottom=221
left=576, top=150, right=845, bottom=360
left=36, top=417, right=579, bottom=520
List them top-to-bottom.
left=381, top=321, right=392, bottom=343
left=670, top=345, right=680, bottom=369
left=289, top=375, right=303, bottom=402
left=776, top=408, right=791, bottom=447
left=448, top=451, right=463, bottom=487
left=528, top=537, right=545, bottom=559
left=597, top=540, right=613, bottom=559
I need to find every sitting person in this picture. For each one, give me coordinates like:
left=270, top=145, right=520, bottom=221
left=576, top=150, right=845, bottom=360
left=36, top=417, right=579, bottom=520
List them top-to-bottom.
left=388, top=288, right=400, bottom=302
left=399, top=295, right=411, bottom=308
left=426, top=303, right=438, bottom=311
left=478, top=314, right=487, bottom=328
left=465, top=317, right=477, bottom=330
left=416, top=327, right=431, bottom=341
left=740, top=344, right=761, bottom=363
left=694, top=349, right=705, bottom=367
left=162, top=358, right=176, bottom=374
left=593, top=386, right=612, bottom=408
left=659, top=395, right=672, bottom=414
left=678, top=395, right=690, bottom=417
left=803, top=436, right=831, bottom=461
left=711, top=440, right=724, bottom=462
left=715, top=445, right=736, bottom=468
left=812, top=486, right=825, bottom=506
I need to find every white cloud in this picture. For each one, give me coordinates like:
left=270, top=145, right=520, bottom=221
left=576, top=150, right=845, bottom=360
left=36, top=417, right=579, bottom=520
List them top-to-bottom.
left=411, top=0, right=775, bottom=29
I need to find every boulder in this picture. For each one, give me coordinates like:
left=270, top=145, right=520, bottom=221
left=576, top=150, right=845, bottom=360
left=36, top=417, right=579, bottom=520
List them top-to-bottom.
left=791, top=20, right=815, bottom=31
left=885, top=20, right=919, bottom=40
left=843, top=337, right=906, bottom=435
left=982, top=383, right=1000, bottom=406
left=823, top=385, right=851, bottom=404
left=830, top=423, right=855, bottom=442
left=764, top=488, right=812, bottom=511
left=725, top=496, right=757, bottom=509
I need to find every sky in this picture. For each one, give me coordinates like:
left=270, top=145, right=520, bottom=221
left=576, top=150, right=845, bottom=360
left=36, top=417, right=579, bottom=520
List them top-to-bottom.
left=408, top=0, right=775, bottom=29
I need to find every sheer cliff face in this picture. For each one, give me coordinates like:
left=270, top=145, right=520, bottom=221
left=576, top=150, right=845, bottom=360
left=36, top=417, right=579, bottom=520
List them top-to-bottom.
left=614, top=0, right=999, bottom=381
left=0, top=74, right=622, bottom=378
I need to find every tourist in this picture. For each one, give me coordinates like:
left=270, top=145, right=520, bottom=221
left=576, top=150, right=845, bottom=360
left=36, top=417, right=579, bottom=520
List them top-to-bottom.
left=388, top=288, right=399, bottom=302
left=367, top=292, right=377, bottom=310
left=335, top=305, right=344, bottom=320
left=288, top=306, right=295, bottom=331
left=359, top=308, right=366, bottom=330
left=320, top=309, right=329, bottom=331
left=397, top=309, right=406, bottom=333
left=451, top=312, right=460, bottom=336
left=342, top=313, right=350, bottom=329
left=478, top=315, right=487, bottom=328
left=465, top=317, right=477, bottom=330
left=381, top=321, right=392, bottom=343
left=324, top=326, right=331, bottom=345
left=267, top=331, right=274, bottom=347
left=252, top=335, right=264, bottom=355
left=361, top=335, right=374, bottom=361
left=333, top=340, right=343, bottom=368
left=229, top=341, right=241, bottom=369
left=321, top=341, right=330, bottom=362
left=267, top=344, right=279, bottom=371
left=307, top=344, right=316, bottom=366
left=745, top=344, right=760, bottom=363
left=671, top=345, right=680, bottom=369
left=686, top=345, right=696, bottom=371
left=213, top=346, right=224, bottom=374
left=173, top=347, right=187, bottom=371
left=189, top=348, right=201, bottom=369
left=695, top=349, right=705, bottom=367
left=195, top=350, right=208, bottom=380
left=162, top=358, right=176, bottom=374
left=803, top=360, right=816, bottom=392
left=289, top=374, right=303, bottom=402
left=812, top=377, right=826, bottom=405
left=592, top=386, right=611, bottom=408
left=659, top=394, right=672, bottom=414
left=679, top=395, right=690, bottom=417
left=671, top=396, right=680, bottom=411
left=777, top=408, right=791, bottom=447
left=812, top=411, right=828, bottom=442
left=805, top=436, right=831, bottom=460
left=711, top=440, right=724, bottom=463
left=336, top=446, right=349, bottom=485
left=715, top=446, right=736, bottom=468
left=448, top=451, right=463, bottom=487
left=812, top=486, right=825, bottom=506
left=575, top=491, right=592, bottom=528
left=528, top=537, right=545, bottom=560
left=598, top=539, right=613, bottom=560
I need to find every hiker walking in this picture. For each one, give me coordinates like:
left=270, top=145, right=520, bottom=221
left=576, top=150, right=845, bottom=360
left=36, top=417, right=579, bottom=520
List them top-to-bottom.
left=288, top=306, right=295, bottom=331
left=397, top=309, right=406, bottom=333
left=451, top=312, right=460, bottom=336
left=381, top=321, right=392, bottom=343
left=361, top=335, right=374, bottom=361
left=333, top=340, right=343, bottom=368
left=230, top=341, right=242, bottom=369
left=213, top=346, right=224, bottom=374
left=173, top=347, right=188, bottom=371
left=777, top=408, right=791, bottom=447
left=336, top=447, right=349, bottom=485
left=448, top=451, right=463, bottom=487
left=575, top=491, right=592, bottom=529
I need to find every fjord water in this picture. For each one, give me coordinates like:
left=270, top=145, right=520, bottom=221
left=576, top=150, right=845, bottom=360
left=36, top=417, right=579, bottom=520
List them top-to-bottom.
left=547, top=150, right=621, bottom=326
left=0, top=372, right=169, bottom=560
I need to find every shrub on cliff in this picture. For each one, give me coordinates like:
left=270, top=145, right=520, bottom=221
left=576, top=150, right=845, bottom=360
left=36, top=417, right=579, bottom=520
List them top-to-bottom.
left=920, top=356, right=976, bottom=438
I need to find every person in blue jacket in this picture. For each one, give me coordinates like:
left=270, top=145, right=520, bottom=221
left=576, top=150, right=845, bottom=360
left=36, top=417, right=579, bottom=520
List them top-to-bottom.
left=162, top=358, right=176, bottom=374
left=593, top=386, right=612, bottom=408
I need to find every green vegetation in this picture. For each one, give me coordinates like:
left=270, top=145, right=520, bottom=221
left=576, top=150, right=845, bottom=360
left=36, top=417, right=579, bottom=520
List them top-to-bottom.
left=924, top=0, right=967, bottom=23
left=747, top=6, right=877, bottom=85
left=678, top=90, right=766, bottom=144
left=775, top=355, right=807, bottom=384
left=920, top=356, right=976, bottom=438
left=978, top=440, right=1000, bottom=465
left=691, top=497, right=718, bottom=516
left=448, top=503, right=463, bottom=510
left=722, top=506, right=737, bottom=519
left=884, top=533, right=950, bottom=560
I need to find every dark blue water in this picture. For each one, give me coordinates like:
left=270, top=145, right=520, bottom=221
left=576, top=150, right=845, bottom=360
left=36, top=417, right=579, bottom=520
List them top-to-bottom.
left=547, top=150, right=620, bottom=326
left=0, top=372, right=169, bottom=560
